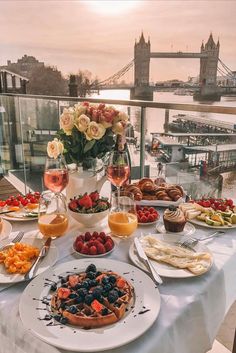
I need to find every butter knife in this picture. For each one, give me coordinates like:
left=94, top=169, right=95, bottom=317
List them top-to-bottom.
left=24, top=237, right=51, bottom=280
left=134, top=238, right=163, bottom=285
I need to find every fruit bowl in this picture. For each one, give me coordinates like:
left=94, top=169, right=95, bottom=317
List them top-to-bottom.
left=69, top=208, right=109, bottom=227
left=73, top=231, right=115, bottom=257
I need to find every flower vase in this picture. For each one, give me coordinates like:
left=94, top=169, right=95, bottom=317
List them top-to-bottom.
left=66, top=158, right=106, bottom=202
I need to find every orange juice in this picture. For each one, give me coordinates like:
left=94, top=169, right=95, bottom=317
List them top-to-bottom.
left=108, top=212, right=137, bottom=237
left=38, top=213, right=68, bottom=237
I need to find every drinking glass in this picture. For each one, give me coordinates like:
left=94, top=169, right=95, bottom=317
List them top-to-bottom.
left=106, top=151, right=130, bottom=204
left=44, top=156, right=69, bottom=193
left=38, top=191, right=69, bottom=239
left=108, top=191, right=137, bottom=238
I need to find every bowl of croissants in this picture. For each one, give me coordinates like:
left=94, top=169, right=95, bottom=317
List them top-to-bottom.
left=122, top=178, right=185, bottom=206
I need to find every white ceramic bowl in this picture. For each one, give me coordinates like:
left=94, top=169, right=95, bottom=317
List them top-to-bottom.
left=68, top=208, right=109, bottom=227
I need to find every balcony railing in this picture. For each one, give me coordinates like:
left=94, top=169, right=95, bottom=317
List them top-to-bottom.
left=0, top=92, right=236, bottom=199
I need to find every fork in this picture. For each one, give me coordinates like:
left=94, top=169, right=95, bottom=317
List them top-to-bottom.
left=179, top=230, right=225, bottom=248
left=0, top=231, right=25, bottom=251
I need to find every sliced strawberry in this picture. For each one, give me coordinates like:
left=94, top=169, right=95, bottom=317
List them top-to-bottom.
left=69, top=275, right=79, bottom=287
left=117, top=278, right=126, bottom=288
left=57, top=287, right=71, bottom=299
left=91, top=299, right=103, bottom=312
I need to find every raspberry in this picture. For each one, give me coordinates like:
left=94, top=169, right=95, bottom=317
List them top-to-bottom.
left=149, top=207, right=155, bottom=213
left=145, top=211, right=150, bottom=217
left=152, top=213, right=158, bottom=221
left=147, top=214, right=154, bottom=222
left=140, top=215, right=147, bottom=223
left=92, top=231, right=99, bottom=238
left=99, top=231, right=106, bottom=239
left=84, top=232, right=92, bottom=241
left=77, top=235, right=85, bottom=242
left=97, top=237, right=104, bottom=244
left=74, top=240, right=83, bottom=252
left=87, top=240, right=96, bottom=247
left=104, top=241, right=113, bottom=252
left=96, top=243, right=106, bottom=254
left=81, top=244, right=89, bottom=254
left=89, top=246, right=97, bottom=255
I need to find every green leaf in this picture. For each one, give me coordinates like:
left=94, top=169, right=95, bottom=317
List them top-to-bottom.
left=84, top=140, right=96, bottom=153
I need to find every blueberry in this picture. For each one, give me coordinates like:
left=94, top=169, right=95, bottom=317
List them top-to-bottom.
left=86, top=264, right=97, bottom=273
left=95, top=271, right=102, bottom=277
left=86, top=272, right=96, bottom=280
left=109, top=275, right=116, bottom=284
left=102, top=276, right=109, bottom=285
left=61, top=277, right=67, bottom=284
left=90, top=279, right=98, bottom=287
left=81, top=280, right=90, bottom=289
left=87, top=280, right=95, bottom=288
left=74, top=283, right=82, bottom=290
left=103, top=283, right=112, bottom=292
left=50, top=284, right=57, bottom=291
left=61, top=284, right=68, bottom=288
left=77, top=288, right=87, bottom=298
left=92, top=289, right=102, bottom=300
left=118, top=290, right=125, bottom=297
left=102, top=291, right=108, bottom=297
left=108, top=291, right=119, bottom=303
left=69, top=293, right=77, bottom=299
left=85, top=294, right=94, bottom=305
left=75, top=296, right=84, bottom=304
left=60, top=302, right=66, bottom=310
left=67, top=305, right=77, bottom=314
left=101, top=308, right=109, bottom=316
left=54, top=315, right=61, bottom=322
left=60, top=317, right=68, bottom=325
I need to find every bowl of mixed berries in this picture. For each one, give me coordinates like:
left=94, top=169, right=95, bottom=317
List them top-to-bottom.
left=68, top=191, right=110, bottom=226
left=136, top=206, right=159, bottom=225
left=73, top=231, right=115, bottom=257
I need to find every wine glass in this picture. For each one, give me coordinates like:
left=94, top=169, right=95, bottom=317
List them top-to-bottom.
left=106, top=151, right=130, bottom=204
left=44, top=156, right=69, bottom=194
left=108, top=190, right=137, bottom=238
left=38, top=191, right=69, bottom=239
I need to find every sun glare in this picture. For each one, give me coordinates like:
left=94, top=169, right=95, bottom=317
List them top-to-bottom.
left=84, top=0, right=141, bottom=15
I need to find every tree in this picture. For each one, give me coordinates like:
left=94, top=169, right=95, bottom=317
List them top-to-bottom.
left=27, top=66, right=67, bottom=96
left=75, top=70, right=99, bottom=97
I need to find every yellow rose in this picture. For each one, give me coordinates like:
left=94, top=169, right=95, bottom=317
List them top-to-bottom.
left=74, top=103, right=87, bottom=118
left=59, top=108, right=74, bottom=135
left=113, top=111, right=129, bottom=124
left=75, top=114, right=90, bottom=132
left=112, top=121, right=126, bottom=135
left=85, top=122, right=106, bottom=141
left=47, top=138, right=64, bottom=159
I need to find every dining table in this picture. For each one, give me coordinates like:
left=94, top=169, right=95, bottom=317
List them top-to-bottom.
left=0, top=212, right=236, bottom=353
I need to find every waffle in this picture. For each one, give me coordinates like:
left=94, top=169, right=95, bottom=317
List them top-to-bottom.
left=51, top=264, right=134, bottom=328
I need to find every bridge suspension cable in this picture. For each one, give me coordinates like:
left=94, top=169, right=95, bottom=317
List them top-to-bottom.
left=218, top=58, right=235, bottom=78
left=92, top=59, right=134, bottom=87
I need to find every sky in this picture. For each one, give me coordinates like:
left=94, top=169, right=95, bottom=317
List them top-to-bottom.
left=0, top=0, right=236, bottom=82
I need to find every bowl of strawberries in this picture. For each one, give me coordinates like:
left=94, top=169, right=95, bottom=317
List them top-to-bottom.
left=68, top=191, right=110, bottom=227
left=136, top=206, right=160, bottom=225
left=73, top=231, right=115, bottom=257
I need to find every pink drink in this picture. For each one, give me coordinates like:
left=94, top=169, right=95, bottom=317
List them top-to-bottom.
left=107, top=165, right=130, bottom=187
left=44, top=169, right=69, bottom=193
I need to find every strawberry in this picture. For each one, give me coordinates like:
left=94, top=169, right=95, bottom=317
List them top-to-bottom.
left=89, top=191, right=100, bottom=202
left=78, top=194, right=93, bottom=209
left=21, top=198, right=28, bottom=206
left=12, top=199, right=20, bottom=206
left=69, top=200, right=78, bottom=211
left=104, top=240, right=113, bottom=252
left=96, top=243, right=106, bottom=254
left=81, top=244, right=89, bottom=254
left=89, top=246, right=97, bottom=255
left=69, top=275, right=79, bottom=287
left=57, top=288, right=71, bottom=299
left=91, top=299, right=103, bottom=312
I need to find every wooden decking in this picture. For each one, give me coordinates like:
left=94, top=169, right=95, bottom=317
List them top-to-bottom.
left=0, top=177, right=19, bottom=200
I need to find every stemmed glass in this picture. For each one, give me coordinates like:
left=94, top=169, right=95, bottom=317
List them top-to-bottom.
left=106, top=151, right=130, bottom=206
left=38, top=156, right=69, bottom=239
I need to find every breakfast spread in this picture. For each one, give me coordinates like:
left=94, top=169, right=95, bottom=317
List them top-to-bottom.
left=123, top=178, right=184, bottom=202
left=68, top=191, right=110, bottom=214
left=0, top=192, right=41, bottom=218
left=179, top=199, right=236, bottom=227
left=136, top=206, right=159, bottom=224
left=163, top=206, right=186, bottom=232
left=73, top=231, right=114, bottom=255
left=140, top=235, right=212, bottom=275
left=0, top=243, right=40, bottom=274
left=51, top=263, right=134, bottom=328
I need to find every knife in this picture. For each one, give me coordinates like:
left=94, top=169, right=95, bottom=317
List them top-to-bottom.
left=24, top=237, right=51, bottom=281
left=134, top=238, right=163, bottom=285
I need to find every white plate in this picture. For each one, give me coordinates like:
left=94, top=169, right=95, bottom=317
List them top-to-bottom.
left=136, top=196, right=185, bottom=207
left=1, top=211, right=38, bottom=222
left=190, top=218, right=236, bottom=230
left=0, top=219, right=12, bottom=239
left=138, top=220, right=159, bottom=226
left=156, top=222, right=196, bottom=237
left=129, top=234, right=213, bottom=278
left=0, top=237, right=58, bottom=283
left=72, top=243, right=115, bottom=258
left=19, top=259, right=161, bottom=352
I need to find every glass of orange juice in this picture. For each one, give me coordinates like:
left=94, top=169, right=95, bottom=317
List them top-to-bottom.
left=38, top=191, right=69, bottom=239
left=108, top=191, right=137, bottom=238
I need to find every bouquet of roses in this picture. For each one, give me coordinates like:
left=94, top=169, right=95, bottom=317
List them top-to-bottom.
left=47, top=102, right=128, bottom=164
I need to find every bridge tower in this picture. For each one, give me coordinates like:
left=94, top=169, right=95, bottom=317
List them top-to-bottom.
left=130, top=33, right=153, bottom=101
left=195, top=33, right=220, bottom=101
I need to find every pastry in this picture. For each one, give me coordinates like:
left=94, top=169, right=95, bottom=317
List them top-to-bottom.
left=138, top=178, right=155, bottom=192
left=124, top=185, right=143, bottom=201
left=163, top=206, right=186, bottom=232
left=51, top=264, right=134, bottom=328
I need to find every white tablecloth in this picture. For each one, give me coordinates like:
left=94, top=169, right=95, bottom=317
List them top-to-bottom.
left=0, top=216, right=236, bottom=353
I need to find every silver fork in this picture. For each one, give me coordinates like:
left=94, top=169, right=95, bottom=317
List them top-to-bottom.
left=179, top=230, right=225, bottom=248
left=0, top=231, right=25, bottom=251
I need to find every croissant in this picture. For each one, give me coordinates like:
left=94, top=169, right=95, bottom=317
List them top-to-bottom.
left=138, top=178, right=155, bottom=193
left=124, top=184, right=143, bottom=201
left=155, top=191, right=169, bottom=200
left=142, top=193, right=157, bottom=200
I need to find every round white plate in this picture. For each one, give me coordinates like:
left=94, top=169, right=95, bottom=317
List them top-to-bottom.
left=1, top=211, right=38, bottom=222
left=190, top=218, right=236, bottom=230
left=0, top=219, right=12, bottom=239
left=138, top=220, right=158, bottom=226
left=156, top=221, right=196, bottom=237
left=129, top=234, right=213, bottom=278
left=0, top=237, right=58, bottom=283
left=72, top=243, right=115, bottom=258
left=19, top=259, right=161, bottom=352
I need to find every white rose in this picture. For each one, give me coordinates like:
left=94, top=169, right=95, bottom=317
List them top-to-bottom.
left=74, top=103, right=87, bottom=118
left=59, top=108, right=74, bottom=135
left=113, top=111, right=129, bottom=124
left=75, top=114, right=90, bottom=132
left=112, top=121, right=126, bottom=135
left=85, top=122, right=106, bottom=141
left=47, top=138, right=64, bottom=159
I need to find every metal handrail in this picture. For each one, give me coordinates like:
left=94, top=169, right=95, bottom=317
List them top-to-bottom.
left=1, top=92, right=236, bottom=115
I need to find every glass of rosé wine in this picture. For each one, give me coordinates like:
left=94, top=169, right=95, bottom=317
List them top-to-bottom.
left=106, top=151, right=130, bottom=208
left=44, top=156, right=69, bottom=194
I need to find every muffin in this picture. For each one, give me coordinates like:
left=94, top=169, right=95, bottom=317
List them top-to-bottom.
left=163, top=206, right=186, bottom=232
